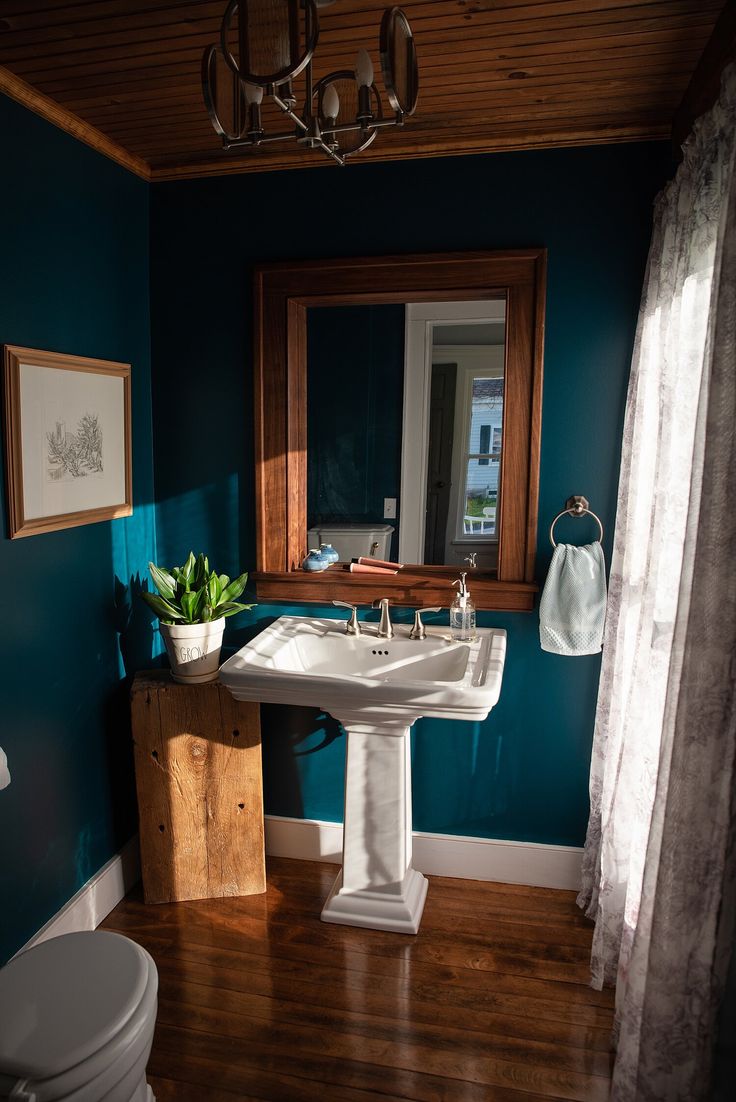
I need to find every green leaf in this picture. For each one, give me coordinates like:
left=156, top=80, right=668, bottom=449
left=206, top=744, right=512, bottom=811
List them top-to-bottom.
left=180, top=552, right=196, bottom=585
left=194, top=553, right=209, bottom=589
left=148, top=562, right=176, bottom=601
left=220, top=572, right=249, bottom=604
left=208, top=573, right=222, bottom=607
left=218, top=574, right=230, bottom=591
left=192, top=585, right=207, bottom=620
left=180, top=590, right=198, bottom=623
left=141, top=591, right=185, bottom=623
left=211, top=600, right=254, bottom=620
left=201, top=604, right=212, bottom=623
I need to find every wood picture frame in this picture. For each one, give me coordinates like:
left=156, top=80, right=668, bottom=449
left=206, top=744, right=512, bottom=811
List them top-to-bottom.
left=253, top=250, right=546, bottom=611
left=2, top=345, right=132, bottom=539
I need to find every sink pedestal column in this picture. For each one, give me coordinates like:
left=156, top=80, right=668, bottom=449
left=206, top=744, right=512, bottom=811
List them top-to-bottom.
left=321, top=717, right=428, bottom=935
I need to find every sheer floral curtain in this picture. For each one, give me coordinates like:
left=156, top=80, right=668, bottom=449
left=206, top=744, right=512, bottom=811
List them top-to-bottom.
left=578, top=65, right=736, bottom=1099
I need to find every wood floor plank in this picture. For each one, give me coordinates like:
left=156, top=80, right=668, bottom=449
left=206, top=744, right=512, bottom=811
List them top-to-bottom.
left=101, top=856, right=614, bottom=1101
left=105, top=905, right=595, bottom=985
left=104, top=911, right=614, bottom=1010
left=103, top=929, right=616, bottom=1036
left=150, top=953, right=614, bottom=1052
left=153, top=976, right=611, bottom=1076
left=152, top=1022, right=597, bottom=1102
left=149, top=1046, right=413, bottom=1102
left=148, top=1076, right=263, bottom=1102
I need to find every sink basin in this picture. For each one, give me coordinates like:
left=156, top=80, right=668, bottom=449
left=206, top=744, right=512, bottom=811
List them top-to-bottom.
left=220, top=614, right=507, bottom=936
left=219, top=615, right=506, bottom=724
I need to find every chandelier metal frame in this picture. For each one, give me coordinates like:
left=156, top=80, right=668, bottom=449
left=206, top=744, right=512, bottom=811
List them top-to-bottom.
left=202, top=1, right=418, bottom=166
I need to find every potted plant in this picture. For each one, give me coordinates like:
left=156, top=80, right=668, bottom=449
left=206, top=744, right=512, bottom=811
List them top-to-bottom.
left=141, top=552, right=253, bottom=684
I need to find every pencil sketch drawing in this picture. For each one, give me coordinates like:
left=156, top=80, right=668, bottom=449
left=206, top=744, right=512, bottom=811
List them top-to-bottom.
left=46, top=413, right=104, bottom=482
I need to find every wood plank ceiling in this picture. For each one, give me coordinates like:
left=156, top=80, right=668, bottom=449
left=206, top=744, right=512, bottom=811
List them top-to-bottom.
left=0, top=1, right=728, bottom=181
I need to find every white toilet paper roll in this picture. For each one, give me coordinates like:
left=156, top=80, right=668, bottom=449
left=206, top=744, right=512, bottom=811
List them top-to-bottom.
left=0, top=746, right=10, bottom=789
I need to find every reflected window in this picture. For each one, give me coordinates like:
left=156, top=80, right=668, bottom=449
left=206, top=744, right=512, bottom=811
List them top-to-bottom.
left=417, top=307, right=505, bottom=571
left=457, top=374, right=503, bottom=542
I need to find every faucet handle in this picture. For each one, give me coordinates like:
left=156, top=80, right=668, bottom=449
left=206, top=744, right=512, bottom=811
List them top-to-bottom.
left=371, top=597, right=393, bottom=639
left=332, top=601, right=361, bottom=636
left=409, top=607, right=442, bottom=641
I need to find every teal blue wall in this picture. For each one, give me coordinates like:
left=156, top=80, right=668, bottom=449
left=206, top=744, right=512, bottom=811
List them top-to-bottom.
left=0, top=95, right=156, bottom=963
left=0, top=100, right=673, bottom=961
left=150, top=142, right=670, bottom=848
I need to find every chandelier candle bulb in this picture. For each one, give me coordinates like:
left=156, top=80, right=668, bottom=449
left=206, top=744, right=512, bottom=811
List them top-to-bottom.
left=356, top=49, right=374, bottom=87
left=244, top=82, right=263, bottom=105
left=323, top=85, right=340, bottom=121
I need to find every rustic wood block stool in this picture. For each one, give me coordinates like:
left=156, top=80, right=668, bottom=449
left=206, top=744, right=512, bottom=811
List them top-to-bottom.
left=130, top=671, right=266, bottom=904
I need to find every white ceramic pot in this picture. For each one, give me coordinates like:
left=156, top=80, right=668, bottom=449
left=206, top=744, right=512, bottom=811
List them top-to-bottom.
left=159, top=619, right=226, bottom=684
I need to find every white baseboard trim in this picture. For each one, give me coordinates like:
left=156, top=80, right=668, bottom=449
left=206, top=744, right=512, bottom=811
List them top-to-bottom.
left=265, top=814, right=583, bottom=892
left=15, top=817, right=580, bottom=958
left=15, top=834, right=141, bottom=958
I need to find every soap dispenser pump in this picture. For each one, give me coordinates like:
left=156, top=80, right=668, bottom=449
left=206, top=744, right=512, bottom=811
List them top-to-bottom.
left=450, top=572, right=476, bottom=641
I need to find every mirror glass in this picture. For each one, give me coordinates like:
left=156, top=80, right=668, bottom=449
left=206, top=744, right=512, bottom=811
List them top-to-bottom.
left=307, top=298, right=506, bottom=573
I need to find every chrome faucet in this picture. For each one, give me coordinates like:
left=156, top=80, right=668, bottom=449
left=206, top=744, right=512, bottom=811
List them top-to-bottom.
left=372, top=597, right=394, bottom=639
left=332, top=601, right=361, bottom=636
left=409, top=607, right=442, bottom=641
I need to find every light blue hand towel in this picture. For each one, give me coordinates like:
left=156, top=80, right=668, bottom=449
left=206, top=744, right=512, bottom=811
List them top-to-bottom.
left=539, top=542, right=607, bottom=655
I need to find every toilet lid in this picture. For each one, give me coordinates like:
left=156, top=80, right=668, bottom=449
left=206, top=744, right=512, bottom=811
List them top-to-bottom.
left=0, top=931, right=151, bottom=1081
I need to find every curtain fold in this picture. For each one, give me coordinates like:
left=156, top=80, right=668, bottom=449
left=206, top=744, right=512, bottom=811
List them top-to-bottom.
left=578, top=64, right=736, bottom=1100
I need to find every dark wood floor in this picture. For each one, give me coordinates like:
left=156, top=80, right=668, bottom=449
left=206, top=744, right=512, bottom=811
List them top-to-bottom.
left=101, top=858, right=614, bottom=1102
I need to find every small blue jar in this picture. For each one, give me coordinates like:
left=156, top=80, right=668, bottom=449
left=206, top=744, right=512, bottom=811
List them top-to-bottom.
left=319, top=543, right=339, bottom=565
left=302, top=548, right=330, bottom=572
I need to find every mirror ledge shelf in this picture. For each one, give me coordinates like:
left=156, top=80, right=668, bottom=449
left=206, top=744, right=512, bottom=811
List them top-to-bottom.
left=254, top=571, right=538, bottom=613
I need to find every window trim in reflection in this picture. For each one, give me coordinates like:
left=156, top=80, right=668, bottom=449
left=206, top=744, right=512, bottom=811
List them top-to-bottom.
left=400, top=301, right=506, bottom=565
left=453, top=363, right=503, bottom=548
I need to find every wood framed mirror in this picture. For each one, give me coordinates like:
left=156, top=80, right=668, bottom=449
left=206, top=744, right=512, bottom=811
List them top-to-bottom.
left=253, top=249, right=546, bottom=611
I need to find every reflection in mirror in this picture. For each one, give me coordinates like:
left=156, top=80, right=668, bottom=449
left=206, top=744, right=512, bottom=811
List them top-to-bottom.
left=306, top=299, right=506, bottom=573
left=307, top=304, right=404, bottom=564
left=421, top=305, right=505, bottom=571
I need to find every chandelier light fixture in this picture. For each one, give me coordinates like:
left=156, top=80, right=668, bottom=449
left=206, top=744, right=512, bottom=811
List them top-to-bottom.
left=202, top=1, right=419, bottom=165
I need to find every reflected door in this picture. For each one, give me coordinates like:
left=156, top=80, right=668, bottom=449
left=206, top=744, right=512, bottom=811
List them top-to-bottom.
left=423, top=362, right=457, bottom=564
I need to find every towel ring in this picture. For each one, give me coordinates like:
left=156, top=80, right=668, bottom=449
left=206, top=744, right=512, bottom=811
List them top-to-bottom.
left=549, top=495, right=604, bottom=547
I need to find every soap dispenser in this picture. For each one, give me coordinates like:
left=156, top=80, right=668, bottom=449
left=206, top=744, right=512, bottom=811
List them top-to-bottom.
left=450, top=572, right=476, bottom=641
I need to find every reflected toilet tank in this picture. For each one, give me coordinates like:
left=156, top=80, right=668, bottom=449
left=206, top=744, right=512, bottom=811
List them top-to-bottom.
left=306, top=523, right=394, bottom=562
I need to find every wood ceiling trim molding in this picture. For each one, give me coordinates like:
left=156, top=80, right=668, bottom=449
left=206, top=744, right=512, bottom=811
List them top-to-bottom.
left=0, top=63, right=150, bottom=180
left=149, top=121, right=671, bottom=182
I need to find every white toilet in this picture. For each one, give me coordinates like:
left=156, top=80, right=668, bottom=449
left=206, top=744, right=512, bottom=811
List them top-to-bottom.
left=306, top=522, right=395, bottom=562
left=0, top=931, right=158, bottom=1101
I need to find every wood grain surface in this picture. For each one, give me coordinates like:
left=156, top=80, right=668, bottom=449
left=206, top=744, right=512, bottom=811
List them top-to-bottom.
left=0, top=1, right=727, bottom=180
left=131, top=671, right=266, bottom=904
left=102, top=855, right=614, bottom=1100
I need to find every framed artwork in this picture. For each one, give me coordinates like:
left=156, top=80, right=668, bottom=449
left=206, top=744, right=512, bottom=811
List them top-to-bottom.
left=2, top=345, right=132, bottom=538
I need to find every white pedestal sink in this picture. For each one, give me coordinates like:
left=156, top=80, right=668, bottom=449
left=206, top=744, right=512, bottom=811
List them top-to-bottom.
left=220, top=615, right=506, bottom=935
